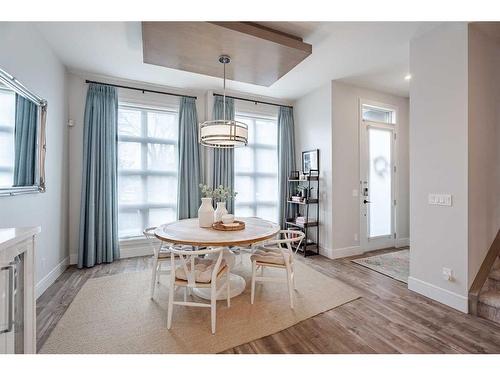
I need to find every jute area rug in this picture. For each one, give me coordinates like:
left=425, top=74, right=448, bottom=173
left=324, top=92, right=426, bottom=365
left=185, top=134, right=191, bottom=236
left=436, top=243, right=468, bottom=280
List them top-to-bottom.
left=41, top=254, right=360, bottom=354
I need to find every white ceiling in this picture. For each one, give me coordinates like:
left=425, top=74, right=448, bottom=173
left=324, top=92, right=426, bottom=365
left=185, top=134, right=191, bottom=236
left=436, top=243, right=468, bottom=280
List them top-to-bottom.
left=35, top=22, right=439, bottom=100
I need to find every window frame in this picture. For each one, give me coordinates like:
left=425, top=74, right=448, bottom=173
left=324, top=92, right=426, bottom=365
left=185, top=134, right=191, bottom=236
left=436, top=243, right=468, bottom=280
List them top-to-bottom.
left=117, top=101, right=179, bottom=239
left=234, top=111, right=279, bottom=222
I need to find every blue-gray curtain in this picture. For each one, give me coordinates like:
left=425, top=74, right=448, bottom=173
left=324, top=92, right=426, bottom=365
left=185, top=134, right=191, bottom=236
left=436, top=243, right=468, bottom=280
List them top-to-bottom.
left=78, top=83, right=119, bottom=268
left=13, top=94, right=37, bottom=186
left=177, top=96, right=200, bottom=219
left=212, top=96, right=235, bottom=213
left=277, top=106, right=296, bottom=229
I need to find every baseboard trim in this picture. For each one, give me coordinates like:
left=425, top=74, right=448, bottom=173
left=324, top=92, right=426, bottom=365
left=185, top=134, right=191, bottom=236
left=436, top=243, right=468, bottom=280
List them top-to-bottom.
left=396, top=237, right=410, bottom=248
left=68, top=239, right=155, bottom=265
left=331, top=245, right=363, bottom=259
left=120, top=246, right=153, bottom=259
left=319, top=246, right=334, bottom=259
left=36, top=256, right=69, bottom=299
left=408, top=276, right=468, bottom=313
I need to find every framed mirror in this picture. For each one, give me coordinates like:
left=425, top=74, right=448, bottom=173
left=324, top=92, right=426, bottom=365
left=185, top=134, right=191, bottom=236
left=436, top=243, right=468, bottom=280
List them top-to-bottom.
left=0, top=67, right=47, bottom=196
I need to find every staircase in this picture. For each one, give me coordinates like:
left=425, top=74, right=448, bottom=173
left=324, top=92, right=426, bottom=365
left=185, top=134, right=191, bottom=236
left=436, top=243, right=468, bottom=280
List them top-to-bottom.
left=478, top=256, right=500, bottom=324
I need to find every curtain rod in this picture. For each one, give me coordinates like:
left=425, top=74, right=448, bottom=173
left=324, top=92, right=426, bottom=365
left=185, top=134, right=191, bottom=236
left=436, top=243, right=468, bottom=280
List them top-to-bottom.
left=85, top=80, right=197, bottom=100
left=213, top=93, right=292, bottom=109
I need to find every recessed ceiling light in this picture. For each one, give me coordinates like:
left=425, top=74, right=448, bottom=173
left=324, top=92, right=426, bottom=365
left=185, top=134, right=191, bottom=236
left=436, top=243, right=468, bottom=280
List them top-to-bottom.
left=404, top=74, right=412, bottom=81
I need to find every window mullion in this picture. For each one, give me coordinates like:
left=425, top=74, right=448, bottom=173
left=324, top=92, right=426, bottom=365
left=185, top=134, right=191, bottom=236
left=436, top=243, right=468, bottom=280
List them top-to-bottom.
left=141, top=109, right=148, bottom=230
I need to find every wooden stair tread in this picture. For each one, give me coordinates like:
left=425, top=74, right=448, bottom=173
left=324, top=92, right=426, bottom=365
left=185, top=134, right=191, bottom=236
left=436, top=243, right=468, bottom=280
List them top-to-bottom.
left=493, top=257, right=500, bottom=270
left=489, top=268, right=500, bottom=281
left=479, top=291, right=500, bottom=308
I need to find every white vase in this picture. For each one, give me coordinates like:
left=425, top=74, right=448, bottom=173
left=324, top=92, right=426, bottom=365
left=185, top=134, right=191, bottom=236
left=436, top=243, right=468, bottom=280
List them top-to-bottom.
left=198, top=197, right=215, bottom=228
left=214, top=201, right=228, bottom=223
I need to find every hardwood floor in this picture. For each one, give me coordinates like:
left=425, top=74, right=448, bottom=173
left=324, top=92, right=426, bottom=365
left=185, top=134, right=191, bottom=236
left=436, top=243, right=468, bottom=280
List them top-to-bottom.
left=36, top=249, right=500, bottom=354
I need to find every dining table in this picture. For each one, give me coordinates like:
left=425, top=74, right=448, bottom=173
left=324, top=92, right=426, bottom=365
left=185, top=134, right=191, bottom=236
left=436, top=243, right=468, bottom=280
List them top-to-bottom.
left=154, top=217, right=280, bottom=300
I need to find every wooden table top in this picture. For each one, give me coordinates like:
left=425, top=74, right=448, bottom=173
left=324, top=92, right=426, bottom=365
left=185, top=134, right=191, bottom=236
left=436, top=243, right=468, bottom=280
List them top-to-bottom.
left=154, top=217, right=280, bottom=247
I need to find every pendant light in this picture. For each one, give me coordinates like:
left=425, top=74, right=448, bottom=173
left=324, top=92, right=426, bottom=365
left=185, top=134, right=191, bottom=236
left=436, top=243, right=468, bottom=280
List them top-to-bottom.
left=199, top=55, right=248, bottom=148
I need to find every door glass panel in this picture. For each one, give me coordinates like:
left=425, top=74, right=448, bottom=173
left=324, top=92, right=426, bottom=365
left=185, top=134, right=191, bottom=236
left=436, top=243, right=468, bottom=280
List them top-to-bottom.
left=368, top=127, right=392, bottom=237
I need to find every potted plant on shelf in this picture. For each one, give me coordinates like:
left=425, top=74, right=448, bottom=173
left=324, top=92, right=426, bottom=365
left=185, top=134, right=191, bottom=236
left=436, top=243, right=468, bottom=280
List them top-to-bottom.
left=198, top=184, right=238, bottom=227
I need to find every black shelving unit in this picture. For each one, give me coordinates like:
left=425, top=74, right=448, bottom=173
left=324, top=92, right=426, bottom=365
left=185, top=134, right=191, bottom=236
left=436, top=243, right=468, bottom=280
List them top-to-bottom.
left=285, top=169, right=320, bottom=257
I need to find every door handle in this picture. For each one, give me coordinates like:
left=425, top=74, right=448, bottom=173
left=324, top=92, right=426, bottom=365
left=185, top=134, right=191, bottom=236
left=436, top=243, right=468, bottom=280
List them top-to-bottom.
left=363, top=199, right=371, bottom=204
left=0, top=263, right=15, bottom=334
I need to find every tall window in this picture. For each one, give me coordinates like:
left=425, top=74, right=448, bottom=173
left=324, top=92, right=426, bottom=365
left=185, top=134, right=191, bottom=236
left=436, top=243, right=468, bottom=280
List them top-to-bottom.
left=0, top=88, right=15, bottom=186
left=117, top=103, right=178, bottom=238
left=234, top=113, right=278, bottom=222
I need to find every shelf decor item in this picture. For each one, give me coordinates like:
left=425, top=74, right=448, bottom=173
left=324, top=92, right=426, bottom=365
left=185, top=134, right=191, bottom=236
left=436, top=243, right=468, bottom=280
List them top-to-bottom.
left=302, top=149, right=319, bottom=174
left=285, top=169, right=320, bottom=257
left=289, top=171, right=299, bottom=180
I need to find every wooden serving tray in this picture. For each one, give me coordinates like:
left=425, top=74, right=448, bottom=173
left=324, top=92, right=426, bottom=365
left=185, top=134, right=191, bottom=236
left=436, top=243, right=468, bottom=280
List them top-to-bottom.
left=212, top=220, right=246, bottom=231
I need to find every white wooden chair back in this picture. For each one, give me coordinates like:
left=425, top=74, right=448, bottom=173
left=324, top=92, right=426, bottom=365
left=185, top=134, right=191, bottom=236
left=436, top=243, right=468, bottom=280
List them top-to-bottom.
left=143, top=226, right=161, bottom=258
left=265, top=230, right=305, bottom=263
left=169, top=246, right=225, bottom=288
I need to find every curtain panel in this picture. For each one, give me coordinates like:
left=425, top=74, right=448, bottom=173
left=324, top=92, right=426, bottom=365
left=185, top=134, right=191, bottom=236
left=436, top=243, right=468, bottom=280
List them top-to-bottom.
left=78, top=83, right=119, bottom=268
left=13, top=94, right=37, bottom=186
left=177, top=96, right=201, bottom=219
left=212, top=96, right=235, bottom=213
left=277, top=106, right=297, bottom=229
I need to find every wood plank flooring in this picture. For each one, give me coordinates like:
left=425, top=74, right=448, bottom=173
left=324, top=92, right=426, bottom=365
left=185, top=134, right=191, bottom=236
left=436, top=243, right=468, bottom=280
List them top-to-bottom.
left=36, top=249, right=500, bottom=354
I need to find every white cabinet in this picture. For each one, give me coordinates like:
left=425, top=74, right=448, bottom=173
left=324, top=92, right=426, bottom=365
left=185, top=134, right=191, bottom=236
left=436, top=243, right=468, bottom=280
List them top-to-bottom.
left=0, top=227, right=39, bottom=354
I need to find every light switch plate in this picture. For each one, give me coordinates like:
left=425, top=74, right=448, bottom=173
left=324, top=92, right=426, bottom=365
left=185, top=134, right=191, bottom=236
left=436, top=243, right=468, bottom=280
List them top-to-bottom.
left=428, top=193, right=452, bottom=206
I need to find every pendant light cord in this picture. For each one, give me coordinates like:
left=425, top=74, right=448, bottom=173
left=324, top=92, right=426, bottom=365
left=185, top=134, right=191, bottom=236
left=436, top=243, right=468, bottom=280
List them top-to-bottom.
left=223, top=60, right=226, bottom=122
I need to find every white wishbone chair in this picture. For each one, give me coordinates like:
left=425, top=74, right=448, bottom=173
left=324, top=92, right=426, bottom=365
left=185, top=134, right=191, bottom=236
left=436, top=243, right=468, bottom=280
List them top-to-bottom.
left=143, top=227, right=180, bottom=299
left=250, top=230, right=305, bottom=308
left=167, top=246, right=230, bottom=334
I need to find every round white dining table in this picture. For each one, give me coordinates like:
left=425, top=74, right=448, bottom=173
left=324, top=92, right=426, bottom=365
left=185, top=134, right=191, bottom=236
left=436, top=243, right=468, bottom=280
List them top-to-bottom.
left=154, top=217, right=280, bottom=300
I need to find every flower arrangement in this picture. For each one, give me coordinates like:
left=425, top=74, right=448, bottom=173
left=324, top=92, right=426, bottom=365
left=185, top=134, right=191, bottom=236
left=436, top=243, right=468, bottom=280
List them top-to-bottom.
left=199, top=184, right=238, bottom=202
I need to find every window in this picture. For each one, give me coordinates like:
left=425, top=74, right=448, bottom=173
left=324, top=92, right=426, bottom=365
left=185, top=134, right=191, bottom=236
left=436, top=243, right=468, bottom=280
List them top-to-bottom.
left=0, top=88, right=15, bottom=186
left=117, top=103, right=178, bottom=238
left=362, top=104, right=396, bottom=124
left=234, top=113, right=278, bottom=222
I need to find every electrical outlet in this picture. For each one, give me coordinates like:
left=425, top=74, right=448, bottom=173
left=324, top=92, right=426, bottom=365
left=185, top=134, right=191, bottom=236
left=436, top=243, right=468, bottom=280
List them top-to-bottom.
left=354, top=233, right=358, bottom=241
left=442, top=267, right=453, bottom=281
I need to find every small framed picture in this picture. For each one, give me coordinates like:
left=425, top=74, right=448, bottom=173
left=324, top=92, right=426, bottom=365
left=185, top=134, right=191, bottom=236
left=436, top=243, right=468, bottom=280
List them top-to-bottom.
left=302, top=149, right=319, bottom=174
left=289, top=171, right=299, bottom=180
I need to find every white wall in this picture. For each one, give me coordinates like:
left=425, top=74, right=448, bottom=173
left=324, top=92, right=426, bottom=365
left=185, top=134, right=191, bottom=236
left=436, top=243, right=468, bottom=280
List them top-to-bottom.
left=409, top=22, right=469, bottom=312
left=0, top=23, right=69, bottom=297
left=467, top=24, right=500, bottom=287
left=293, top=81, right=410, bottom=259
left=331, top=81, right=410, bottom=255
left=293, top=83, right=333, bottom=256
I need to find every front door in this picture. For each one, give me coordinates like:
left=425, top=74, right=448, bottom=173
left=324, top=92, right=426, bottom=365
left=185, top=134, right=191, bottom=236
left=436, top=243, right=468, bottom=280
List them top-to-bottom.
left=359, top=102, right=396, bottom=251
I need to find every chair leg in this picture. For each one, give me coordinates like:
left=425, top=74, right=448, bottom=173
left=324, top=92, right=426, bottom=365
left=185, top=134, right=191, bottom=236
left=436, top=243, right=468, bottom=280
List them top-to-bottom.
left=150, top=256, right=159, bottom=299
left=251, top=260, right=257, bottom=304
left=286, top=265, right=294, bottom=309
left=292, top=267, right=297, bottom=290
left=226, top=272, right=231, bottom=308
left=167, top=285, right=174, bottom=329
left=211, top=286, right=217, bottom=334
left=183, top=287, right=187, bottom=302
